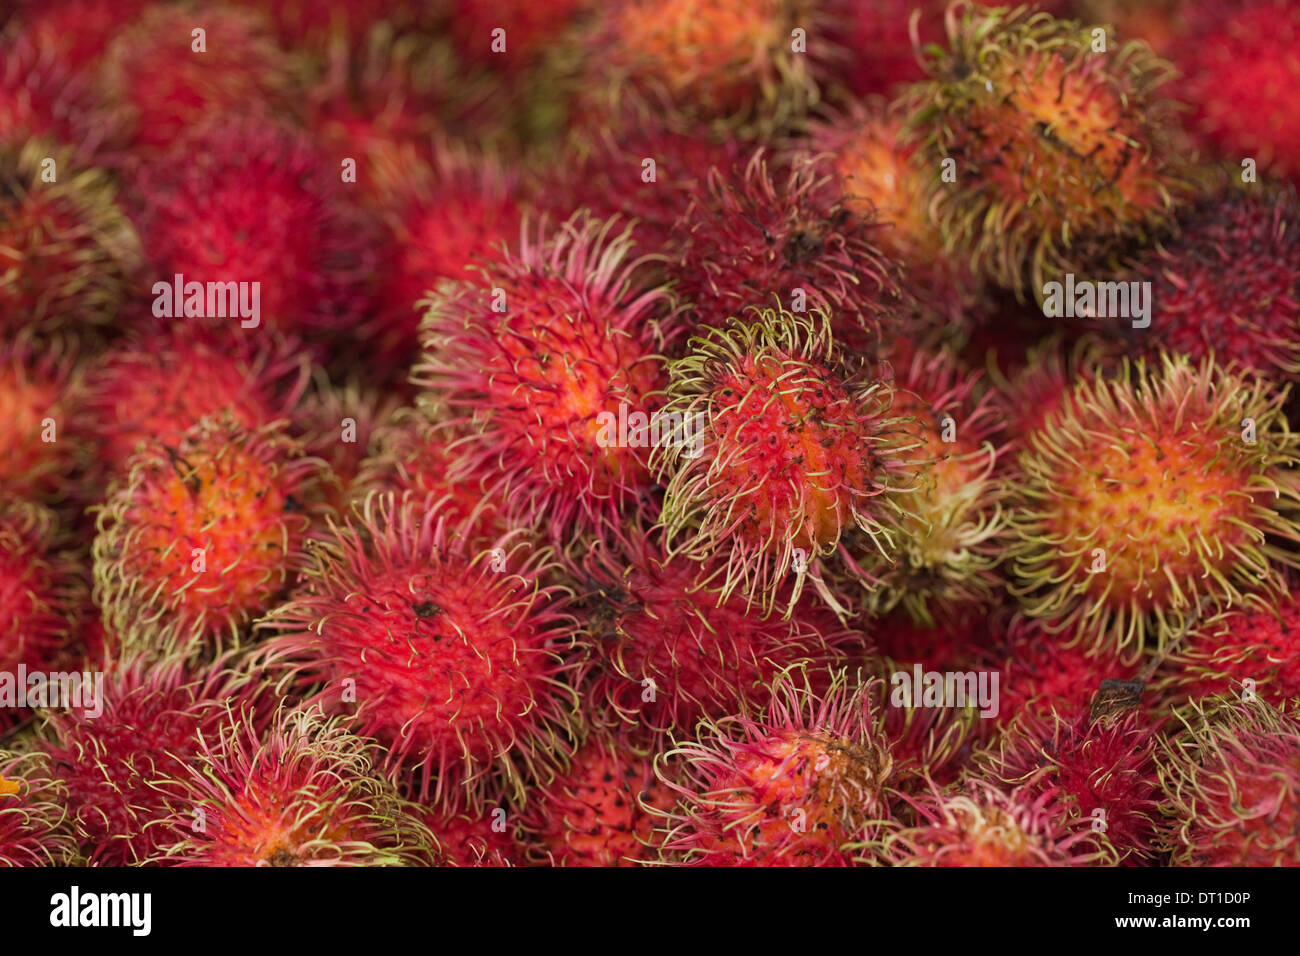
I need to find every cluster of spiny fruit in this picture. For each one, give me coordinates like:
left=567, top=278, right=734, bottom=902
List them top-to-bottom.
left=2, top=0, right=1300, bottom=867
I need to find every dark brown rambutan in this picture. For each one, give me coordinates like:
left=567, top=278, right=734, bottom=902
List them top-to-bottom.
left=1167, top=0, right=1300, bottom=183
left=102, top=4, right=297, bottom=153
left=904, top=4, right=1185, bottom=299
left=129, top=117, right=380, bottom=353
left=0, top=138, right=141, bottom=341
left=667, top=149, right=907, bottom=349
left=1128, top=184, right=1300, bottom=381
left=411, top=213, right=678, bottom=549
left=655, top=307, right=920, bottom=617
left=81, top=331, right=310, bottom=480
left=92, top=413, right=333, bottom=658
left=259, top=493, right=582, bottom=808
left=576, top=533, right=858, bottom=742
left=40, top=651, right=268, bottom=866
left=655, top=666, right=892, bottom=866
left=1158, top=697, right=1300, bottom=865
left=148, top=706, right=435, bottom=867
left=969, top=707, right=1162, bottom=864
left=519, top=730, right=677, bottom=866
left=0, top=748, right=78, bottom=866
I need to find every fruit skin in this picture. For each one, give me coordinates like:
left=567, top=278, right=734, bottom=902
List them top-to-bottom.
left=903, top=4, right=1184, bottom=299
left=129, top=116, right=380, bottom=355
left=0, top=138, right=142, bottom=341
left=667, top=149, right=906, bottom=348
left=1129, top=182, right=1300, bottom=381
left=411, top=213, right=678, bottom=550
left=654, top=306, right=919, bottom=618
left=1005, top=354, right=1300, bottom=659
left=92, top=412, right=333, bottom=658
left=259, top=492, right=582, bottom=809
left=0, top=502, right=83, bottom=684
left=576, top=532, right=858, bottom=743
left=40, top=651, right=269, bottom=866
left=654, top=667, right=893, bottom=866
left=1157, top=698, right=1300, bottom=866
left=148, top=706, right=435, bottom=867
left=969, top=707, right=1162, bottom=864
left=519, top=730, right=677, bottom=866
left=0, top=748, right=78, bottom=866
left=872, top=779, right=1118, bottom=866
left=414, top=805, right=525, bottom=867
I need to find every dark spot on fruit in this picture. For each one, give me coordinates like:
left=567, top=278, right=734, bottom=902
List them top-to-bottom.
left=284, top=495, right=302, bottom=512
left=413, top=601, right=441, bottom=618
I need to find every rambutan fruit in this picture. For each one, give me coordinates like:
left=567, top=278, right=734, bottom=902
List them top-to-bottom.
left=228, top=0, right=431, bottom=56
left=446, top=0, right=588, bottom=77
left=579, top=0, right=818, bottom=136
left=818, top=0, right=943, bottom=98
left=1167, top=0, right=1300, bottom=183
left=101, top=4, right=297, bottom=152
left=903, top=4, right=1184, bottom=298
left=0, top=32, right=124, bottom=162
left=129, top=117, right=380, bottom=351
left=0, top=138, right=141, bottom=340
left=667, top=150, right=907, bottom=347
left=1127, top=184, right=1300, bottom=381
left=411, top=213, right=678, bottom=548
left=654, top=306, right=920, bottom=618
left=81, top=331, right=310, bottom=480
left=986, top=332, right=1111, bottom=447
left=0, top=337, right=91, bottom=511
left=840, top=346, right=1007, bottom=624
left=1005, top=354, right=1300, bottom=659
left=92, top=412, right=333, bottom=657
left=259, top=493, right=582, bottom=808
left=0, top=502, right=82, bottom=679
left=576, top=533, right=857, bottom=742
left=1152, top=586, right=1300, bottom=713
left=867, top=604, right=996, bottom=674
left=40, top=651, right=268, bottom=866
left=655, top=667, right=892, bottom=866
left=869, top=670, right=986, bottom=798
left=1158, top=698, right=1300, bottom=865
left=149, top=706, right=435, bottom=867
left=969, top=708, right=1161, bottom=864
left=519, top=730, right=676, bottom=866
left=0, top=749, right=77, bottom=866
left=872, top=779, right=1116, bottom=866
left=416, top=805, right=525, bottom=867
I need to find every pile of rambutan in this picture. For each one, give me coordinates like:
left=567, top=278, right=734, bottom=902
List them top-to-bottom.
left=4, top=0, right=1300, bottom=873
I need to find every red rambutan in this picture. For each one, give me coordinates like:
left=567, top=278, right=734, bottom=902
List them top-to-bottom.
left=0, top=337, right=90, bottom=508
left=0, top=748, right=77, bottom=866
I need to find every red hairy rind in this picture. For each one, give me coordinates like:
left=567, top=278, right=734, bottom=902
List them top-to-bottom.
left=668, top=149, right=907, bottom=348
left=411, top=213, right=680, bottom=549
left=655, top=306, right=923, bottom=619
left=1005, top=354, right=1300, bottom=659
left=92, top=412, right=333, bottom=659
left=258, top=492, right=582, bottom=809
left=0, top=502, right=83, bottom=676
left=575, top=533, right=859, bottom=743
left=40, top=650, right=270, bottom=866
left=654, top=666, right=892, bottom=866
left=1157, top=697, right=1300, bottom=865
left=148, top=705, right=436, bottom=867
left=969, top=707, right=1162, bottom=864
left=518, top=730, right=676, bottom=866
left=0, top=748, right=78, bottom=866
left=870, top=779, right=1119, bottom=866
left=413, top=804, right=525, bottom=867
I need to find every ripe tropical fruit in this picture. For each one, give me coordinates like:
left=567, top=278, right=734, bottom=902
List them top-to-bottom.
left=903, top=4, right=1184, bottom=298
left=0, top=138, right=141, bottom=340
left=667, top=150, right=907, bottom=347
left=1128, top=183, right=1300, bottom=381
left=411, top=213, right=678, bottom=549
left=654, top=306, right=921, bottom=618
left=0, top=338, right=90, bottom=508
left=1005, top=354, right=1300, bottom=659
left=92, top=412, right=333, bottom=657
left=260, top=492, right=581, bottom=808
left=0, top=502, right=82, bottom=681
left=576, top=533, right=857, bottom=741
left=40, top=651, right=268, bottom=866
left=655, top=667, right=892, bottom=866
left=1158, top=698, right=1300, bottom=865
left=149, top=706, right=435, bottom=867
left=970, top=708, right=1161, bottom=864
left=519, top=730, right=676, bottom=866
left=0, top=749, right=78, bottom=866
left=872, top=779, right=1117, bottom=865
left=416, top=805, right=524, bottom=867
